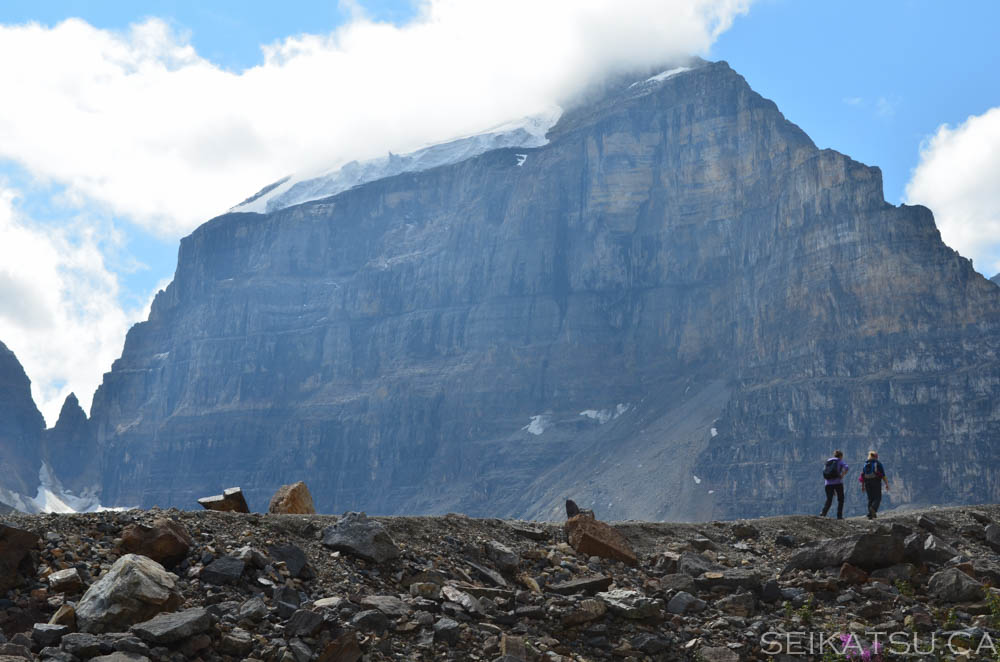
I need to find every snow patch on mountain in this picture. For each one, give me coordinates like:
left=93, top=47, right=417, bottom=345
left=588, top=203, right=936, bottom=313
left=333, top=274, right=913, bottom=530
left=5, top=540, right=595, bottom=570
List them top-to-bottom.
left=232, top=106, right=561, bottom=215
left=0, top=462, right=121, bottom=514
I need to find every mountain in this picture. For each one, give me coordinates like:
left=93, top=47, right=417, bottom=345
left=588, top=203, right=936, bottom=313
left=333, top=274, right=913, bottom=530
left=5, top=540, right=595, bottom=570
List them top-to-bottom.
left=46, top=60, right=1000, bottom=519
left=0, top=340, right=44, bottom=507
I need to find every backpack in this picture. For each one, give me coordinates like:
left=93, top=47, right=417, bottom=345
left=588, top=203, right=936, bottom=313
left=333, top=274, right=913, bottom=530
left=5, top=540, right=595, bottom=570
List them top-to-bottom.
left=822, top=458, right=841, bottom=480
left=863, top=460, right=882, bottom=481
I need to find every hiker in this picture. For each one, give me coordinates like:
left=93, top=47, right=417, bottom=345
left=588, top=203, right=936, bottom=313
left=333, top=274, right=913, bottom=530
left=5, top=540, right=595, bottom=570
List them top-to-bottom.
left=820, top=450, right=849, bottom=519
left=859, top=450, right=889, bottom=519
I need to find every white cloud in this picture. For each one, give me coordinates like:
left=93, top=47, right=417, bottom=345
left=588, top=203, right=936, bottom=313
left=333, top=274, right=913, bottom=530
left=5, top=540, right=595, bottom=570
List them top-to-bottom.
left=0, top=0, right=749, bottom=239
left=905, top=107, right=1000, bottom=275
left=0, top=183, right=151, bottom=424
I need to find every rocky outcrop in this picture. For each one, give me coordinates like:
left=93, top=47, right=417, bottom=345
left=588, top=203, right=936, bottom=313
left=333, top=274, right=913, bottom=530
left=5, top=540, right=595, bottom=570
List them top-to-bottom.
left=82, top=61, right=1000, bottom=519
left=0, top=341, right=44, bottom=501
left=42, top=393, right=98, bottom=497
left=4, top=505, right=999, bottom=661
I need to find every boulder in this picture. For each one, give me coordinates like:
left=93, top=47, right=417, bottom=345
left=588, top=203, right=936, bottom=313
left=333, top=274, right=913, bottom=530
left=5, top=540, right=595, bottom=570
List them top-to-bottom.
left=267, top=481, right=316, bottom=514
left=196, top=487, right=249, bottom=513
left=321, top=512, right=400, bottom=563
left=565, top=513, right=638, bottom=566
left=120, top=519, right=192, bottom=568
left=0, top=521, right=39, bottom=591
left=731, top=522, right=760, bottom=539
left=985, top=524, right=1000, bottom=553
left=783, top=534, right=904, bottom=572
left=919, top=534, right=960, bottom=565
left=485, top=540, right=520, bottom=572
left=268, top=543, right=309, bottom=578
left=677, top=552, right=724, bottom=577
left=76, top=554, right=182, bottom=633
left=199, top=556, right=245, bottom=585
left=839, top=563, right=869, bottom=585
left=47, top=567, right=84, bottom=593
left=927, top=567, right=984, bottom=602
left=694, top=568, right=761, bottom=592
left=548, top=575, right=612, bottom=596
left=596, top=589, right=659, bottom=620
left=666, top=591, right=706, bottom=615
left=716, top=591, right=756, bottom=617
left=561, top=598, right=606, bottom=626
left=48, top=604, right=76, bottom=629
left=131, top=607, right=213, bottom=645
left=285, top=609, right=324, bottom=638
left=31, top=623, right=69, bottom=647
left=317, top=631, right=362, bottom=662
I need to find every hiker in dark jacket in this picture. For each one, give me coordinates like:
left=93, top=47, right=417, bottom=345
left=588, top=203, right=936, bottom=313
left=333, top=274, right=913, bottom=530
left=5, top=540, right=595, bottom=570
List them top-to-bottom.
left=820, top=450, right=849, bottom=519
left=859, top=450, right=889, bottom=519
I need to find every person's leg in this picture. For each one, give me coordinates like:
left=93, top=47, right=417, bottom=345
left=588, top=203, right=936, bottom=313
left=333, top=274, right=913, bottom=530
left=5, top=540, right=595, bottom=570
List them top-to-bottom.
left=865, top=481, right=877, bottom=518
left=835, top=483, right=845, bottom=519
left=821, top=484, right=834, bottom=516
left=871, top=484, right=882, bottom=515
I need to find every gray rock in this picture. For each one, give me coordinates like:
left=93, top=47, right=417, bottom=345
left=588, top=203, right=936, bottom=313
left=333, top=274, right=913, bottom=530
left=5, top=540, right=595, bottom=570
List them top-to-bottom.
left=321, top=512, right=400, bottom=563
left=985, top=524, right=1000, bottom=552
left=783, top=534, right=904, bottom=572
left=919, top=534, right=959, bottom=565
left=485, top=541, right=519, bottom=573
left=267, top=544, right=309, bottom=578
left=677, top=552, right=723, bottom=577
left=76, top=554, right=182, bottom=633
left=199, top=555, right=245, bottom=585
left=47, top=568, right=83, bottom=594
left=928, top=568, right=984, bottom=602
left=658, top=573, right=695, bottom=593
left=548, top=575, right=612, bottom=596
left=596, top=589, right=659, bottom=620
left=666, top=591, right=706, bottom=614
left=716, top=592, right=756, bottom=617
left=238, top=595, right=268, bottom=622
left=360, top=595, right=410, bottom=618
left=130, top=607, right=213, bottom=645
left=285, top=609, right=323, bottom=638
left=351, top=609, right=389, bottom=634
left=433, top=618, right=461, bottom=644
left=31, top=623, right=69, bottom=647
left=218, top=628, right=253, bottom=657
left=60, top=632, right=102, bottom=657
left=91, top=654, right=150, bottom=662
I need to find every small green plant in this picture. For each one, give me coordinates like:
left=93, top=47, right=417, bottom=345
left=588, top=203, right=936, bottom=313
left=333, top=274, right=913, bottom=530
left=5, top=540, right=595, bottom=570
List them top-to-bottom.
left=894, top=579, right=914, bottom=597
left=986, top=587, right=1000, bottom=629
left=796, top=594, right=816, bottom=626
left=783, top=600, right=794, bottom=621
left=943, top=607, right=959, bottom=630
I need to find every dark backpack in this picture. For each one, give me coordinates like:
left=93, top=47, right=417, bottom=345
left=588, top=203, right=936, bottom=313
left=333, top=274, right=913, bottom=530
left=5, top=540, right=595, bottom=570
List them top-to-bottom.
left=822, top=458, right=840, bottom=480
left=863, top=460, right=882, bottom=481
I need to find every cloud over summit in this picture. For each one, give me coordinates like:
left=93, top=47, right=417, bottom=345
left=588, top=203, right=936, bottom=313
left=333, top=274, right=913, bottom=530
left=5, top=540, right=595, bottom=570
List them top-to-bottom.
left=0, top=0, right=749, bottom=238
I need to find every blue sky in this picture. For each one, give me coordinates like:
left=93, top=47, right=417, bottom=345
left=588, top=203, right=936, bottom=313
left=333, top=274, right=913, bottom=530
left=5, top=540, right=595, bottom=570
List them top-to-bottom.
left=0, top=0, right=998, bottom=423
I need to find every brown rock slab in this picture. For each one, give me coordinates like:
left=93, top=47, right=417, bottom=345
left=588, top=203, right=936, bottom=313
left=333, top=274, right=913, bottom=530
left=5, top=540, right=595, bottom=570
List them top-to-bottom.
left=268, top=481, right=316, bottom=514
left=197, top=487, right=249, bottom=513
left=564, top=513, right=638, bottom=566
left=120, top=518, right=193, bottom=568
left=0, top=522, right=40, bottom=592
left=839, top=562, right=869, bottom=585
left=48, top=567, right=84, bottom=593
left=317, top=631, right=363, bottom=662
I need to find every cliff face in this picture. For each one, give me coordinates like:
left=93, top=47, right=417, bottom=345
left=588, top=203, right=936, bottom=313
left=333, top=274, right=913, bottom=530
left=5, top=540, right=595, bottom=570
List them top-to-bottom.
left=86, top=61, right=1000, bottom=519
left=0, top=340, right=43, bottom=500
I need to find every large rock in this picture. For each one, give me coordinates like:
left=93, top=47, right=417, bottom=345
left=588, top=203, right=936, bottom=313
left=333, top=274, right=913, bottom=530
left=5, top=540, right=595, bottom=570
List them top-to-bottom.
left=0, top=341, right=45, bottom=501
left=268, top=481, right=316, bottom=514
left=197, top=487, right=249, bottom=513
left=321, top=512, right=400, bottom=563
left=564, top=513, right=637, bottom=566
left=120, top=518, right=193, bottom=568
left=0, top=522, right=39, bottom=592
left=985, top=524, right=1000, bottom=552
left=919, top=534, right=960, bottom=565
left=783, top=535, right=904, bottom=572
left=76, top=554, right=183, bottom=633
left=199, top=556, right=245, bottom=585
left=927, top=568, right=985, bottom=603
left=131, top=607, right=213, bottom=645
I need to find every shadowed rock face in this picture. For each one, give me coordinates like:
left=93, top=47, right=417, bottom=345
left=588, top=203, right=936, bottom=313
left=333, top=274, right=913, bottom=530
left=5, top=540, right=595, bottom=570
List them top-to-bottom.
left=81, top=61, right=1000, bottom=519
left=0, top=341, right=43, bottom=500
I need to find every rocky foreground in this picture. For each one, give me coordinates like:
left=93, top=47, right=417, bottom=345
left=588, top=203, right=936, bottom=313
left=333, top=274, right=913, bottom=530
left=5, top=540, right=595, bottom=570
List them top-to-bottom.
left=3, top=505, right=1000, bottom=661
